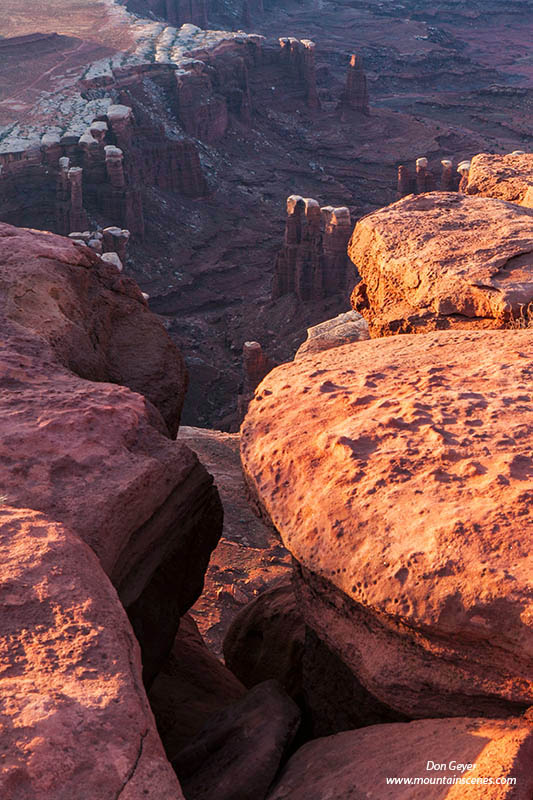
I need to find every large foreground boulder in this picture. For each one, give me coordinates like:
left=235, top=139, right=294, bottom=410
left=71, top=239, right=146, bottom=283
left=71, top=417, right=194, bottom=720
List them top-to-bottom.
left=466, top=152, right=533, bottom=206
left=349, top=193, right=533, bottom=336
left=0, top=222, right=187, bottom=436
left=0, top=222, right=224, bottom=794
left=241, top=329, right=533, bottom=719
left=0, top=507, right=183, bottom=800
left=268, top=716, right=533, bottom=799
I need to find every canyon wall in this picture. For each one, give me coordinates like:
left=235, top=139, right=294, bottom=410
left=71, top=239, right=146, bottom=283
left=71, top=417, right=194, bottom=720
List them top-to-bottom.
left=0, top=29, right=335, bottom=240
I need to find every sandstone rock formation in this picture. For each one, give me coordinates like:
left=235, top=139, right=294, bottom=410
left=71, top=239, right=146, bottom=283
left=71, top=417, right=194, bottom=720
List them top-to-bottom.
left=0, top=27, right=271, bottom=239
left=279, top=37, right=320, bottom=110
left=338, top=54, right=369, bottom=116
left=466, top=152, right=533, bottom=205
left=397, top=156, right=459, bottom=197
left=349, top=192, right=533, bottom=336
left=273, top=196, right=355, bottom=302
left=0, top=221, right=223, bottom=690
left=1, top=221, right=186, bottom=434
left=295, top=310, right=369, bottom=359
left=241, top=329, right=533, bottom=720
left=0, top=507, right=183, bottom=800
left=224, top=581, right=407, bottom=738
left=149, top=613, right=245, bottom=759
left=173, top=680, right=300, bottom=800
left=268, top=716, right=533, bottom=799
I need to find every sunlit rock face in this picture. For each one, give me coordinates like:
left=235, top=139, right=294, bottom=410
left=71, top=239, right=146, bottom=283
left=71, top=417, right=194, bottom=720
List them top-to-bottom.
left=349, top=192, right=533, bottom=337
left=0, top=221, right=225, bottom=796
left=241, top=328, right=533, bottom=720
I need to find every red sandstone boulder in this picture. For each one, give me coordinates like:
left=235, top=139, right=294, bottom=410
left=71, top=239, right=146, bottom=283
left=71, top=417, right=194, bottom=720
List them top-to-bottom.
left=466, top=152, right=533, bottom=206
left=349, top=193, right=533, bottom=336
left=241, top=329, right=533, bottom=719
left=0, top=507, right=183, bottom=800
left=149, top=613, right=245, bottom=759
left=268, top=716, right=533, bottom=799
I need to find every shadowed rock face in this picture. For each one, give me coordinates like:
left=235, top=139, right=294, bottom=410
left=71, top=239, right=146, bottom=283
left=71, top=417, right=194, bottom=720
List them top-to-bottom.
left=349, top=192, right=533, bottom=336
left=241, top=329, right=533, bottom=720
left=149, top=614, right=246, bottom=760
left=173, top=680, right=301, bottom=800
left=267, top=716, right=533, bottom=800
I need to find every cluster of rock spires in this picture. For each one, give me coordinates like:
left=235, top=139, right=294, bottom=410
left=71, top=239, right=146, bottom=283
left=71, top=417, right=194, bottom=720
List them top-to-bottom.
left=397, top=150, right=529, bottom=198
left=272, top=194, right=355, bottom=302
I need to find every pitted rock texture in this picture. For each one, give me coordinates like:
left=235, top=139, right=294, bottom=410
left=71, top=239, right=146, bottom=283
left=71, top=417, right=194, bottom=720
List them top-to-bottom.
left=466, top=153, right=533, bottom=206
left=349, top=193, right=533, bottom=337
left=0, top=222, right=222, bottom=682
left=295, top=310, right=369, bottom=359
left=241, top=329, right=533, bottom=719
left=0, top=507, right=183, bottom=800
left=267, top=716, right=533, bottom=800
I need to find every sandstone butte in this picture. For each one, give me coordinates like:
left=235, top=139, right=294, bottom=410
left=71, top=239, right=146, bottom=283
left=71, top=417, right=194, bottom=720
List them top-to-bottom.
left=349, top=192, right=533, bottom=337
left=0, top=221, right=224, bottom=797
left=241, top=329, right=533, bottom=720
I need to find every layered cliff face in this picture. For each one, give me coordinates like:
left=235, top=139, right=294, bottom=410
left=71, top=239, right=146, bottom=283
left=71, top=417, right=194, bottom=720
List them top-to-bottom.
left=0, top=221, right=224, bottom=796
